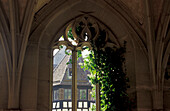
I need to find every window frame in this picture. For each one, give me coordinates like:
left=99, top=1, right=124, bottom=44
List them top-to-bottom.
left=64, top=88, right=72, bottom=100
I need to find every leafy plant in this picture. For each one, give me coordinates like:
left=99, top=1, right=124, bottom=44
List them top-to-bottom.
left=66, top=27, right=131, bottom=111
left=82, top=45, right=130, bottom=111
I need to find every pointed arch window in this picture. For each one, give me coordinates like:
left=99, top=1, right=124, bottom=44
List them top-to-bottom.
left=53, top=15, right=117, bottom=111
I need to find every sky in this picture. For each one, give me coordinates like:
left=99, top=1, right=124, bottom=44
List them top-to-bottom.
left=53, top=36, right=90, bottom=57
left=53, top=48, right=90, bottom=58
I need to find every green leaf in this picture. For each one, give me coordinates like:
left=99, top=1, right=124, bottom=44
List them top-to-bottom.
left=59, top=45, right=63, bottom=49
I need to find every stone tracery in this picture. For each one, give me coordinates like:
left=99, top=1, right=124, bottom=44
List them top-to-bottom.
left=53, top=15, right=120, bottom=111
left=54, top=15, right=118, bottom=51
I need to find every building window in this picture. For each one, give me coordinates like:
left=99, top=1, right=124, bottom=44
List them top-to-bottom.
left=66, top=68, right=72, bottom=79
left=69, top=68, right=72, bottom=76
left=64, top=89, right=71, bottom=100
left=79, top=89, right=87, bottom=100
left=54, top=90, right=59, bottom=100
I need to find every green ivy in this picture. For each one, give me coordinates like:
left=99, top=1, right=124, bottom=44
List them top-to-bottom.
left=66, top=27, right=131, bottom=111
left=82, top=45, right=130, bottom=111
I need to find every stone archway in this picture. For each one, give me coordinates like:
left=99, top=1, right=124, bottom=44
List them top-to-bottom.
left=0, top=0, right=169, bottom=111
left=22, top=0, right=148, bottom=111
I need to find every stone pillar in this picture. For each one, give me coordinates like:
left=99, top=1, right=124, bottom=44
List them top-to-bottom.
left=72, top=47, right=77, bottom=111
left=152, top=90, right=163, bottom=110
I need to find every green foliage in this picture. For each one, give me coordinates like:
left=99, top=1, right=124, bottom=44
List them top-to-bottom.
left=66, top=27, right=131, bottom=110
left=67, top=28, right=74, bottom=40
left=59, top=45, right=63, bottom=49
left=82, top=45, right=130, bottom=111
left=65, top=50, right=71, bottom=55
left=77, top=50, right=82, bottom=58
left=89, top=85, right=97, bottom=111
left=90, top=104, right=96, bottom=111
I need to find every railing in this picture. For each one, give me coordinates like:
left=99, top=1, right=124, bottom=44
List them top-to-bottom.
left=52, top=100, right=95, bottom=111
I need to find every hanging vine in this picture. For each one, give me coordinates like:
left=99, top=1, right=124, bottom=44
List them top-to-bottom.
left=83, top=43, right=130, bottom=111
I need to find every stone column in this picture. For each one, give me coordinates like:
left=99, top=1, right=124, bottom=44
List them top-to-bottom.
left=72, top=47, right=77, bottom=111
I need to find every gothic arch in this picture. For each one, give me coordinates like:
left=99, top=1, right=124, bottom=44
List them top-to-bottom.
left=22, top=0, right=150, bottom=110
left=29, top=0, right=146, bottom=53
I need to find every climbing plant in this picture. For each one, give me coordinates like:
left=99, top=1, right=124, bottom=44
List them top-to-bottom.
left=66, top=27, right=131, bottom=110
left=82, top=44, right=130, bottom=111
